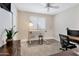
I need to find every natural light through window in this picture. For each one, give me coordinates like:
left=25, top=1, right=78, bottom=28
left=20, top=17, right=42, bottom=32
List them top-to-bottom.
left=29, top=16, right=46, bottom=30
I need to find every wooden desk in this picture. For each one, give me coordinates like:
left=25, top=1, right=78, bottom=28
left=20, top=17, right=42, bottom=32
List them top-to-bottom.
left=28, top=30, right=44, bottom=44
left=28, top=30, right=41, bottom=44
left=68, top=36, right=79, bottom=44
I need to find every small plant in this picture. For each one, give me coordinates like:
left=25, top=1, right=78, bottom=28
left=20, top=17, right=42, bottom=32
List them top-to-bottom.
left=5, top=26, right=18, bottom=41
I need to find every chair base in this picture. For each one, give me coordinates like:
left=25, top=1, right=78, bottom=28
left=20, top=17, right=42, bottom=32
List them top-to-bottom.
left=60, top=48, right=66, bottom=51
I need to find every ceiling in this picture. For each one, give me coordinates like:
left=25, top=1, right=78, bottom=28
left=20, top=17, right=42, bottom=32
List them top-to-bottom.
left=15, top=3, right=78, bottom=15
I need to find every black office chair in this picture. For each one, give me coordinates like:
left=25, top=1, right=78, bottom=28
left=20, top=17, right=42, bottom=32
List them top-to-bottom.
left=59, top=34, right=77, bottom=51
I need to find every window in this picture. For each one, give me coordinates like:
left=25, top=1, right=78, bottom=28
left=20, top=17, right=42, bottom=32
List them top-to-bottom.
left=29, top=16, right=46, bottom=30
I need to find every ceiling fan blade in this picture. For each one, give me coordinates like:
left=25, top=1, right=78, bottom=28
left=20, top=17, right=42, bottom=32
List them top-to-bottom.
left=46, top=3, right=59, bottom=9
left=49, top=6, right=59, bottom=8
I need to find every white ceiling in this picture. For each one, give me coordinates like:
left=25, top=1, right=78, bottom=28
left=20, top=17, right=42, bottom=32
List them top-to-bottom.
left=15, top=3, right=78, bottom=15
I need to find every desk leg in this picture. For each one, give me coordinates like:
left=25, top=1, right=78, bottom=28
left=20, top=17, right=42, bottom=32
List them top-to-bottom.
left=39, top=38, right=43, bottom=44
left=28, top=40, right=31, bottom=45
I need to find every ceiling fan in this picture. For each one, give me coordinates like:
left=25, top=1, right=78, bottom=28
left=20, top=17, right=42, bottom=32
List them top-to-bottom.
left=42, top=3, right=59, bottom=11
left=46, top=3, right=59, bottom=8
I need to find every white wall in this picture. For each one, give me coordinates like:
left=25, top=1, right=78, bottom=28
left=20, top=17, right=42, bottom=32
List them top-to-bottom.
left=11, top=3, right=18, bottom=40
left=54, top=5, right=79, bottom=41
left=0, top=7, right=12, bottom=47
left=17, top=11, right=54, bottom=41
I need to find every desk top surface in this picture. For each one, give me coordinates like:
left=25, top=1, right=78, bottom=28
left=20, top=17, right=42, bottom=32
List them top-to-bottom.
left=68, top=35, right=79, bottom=40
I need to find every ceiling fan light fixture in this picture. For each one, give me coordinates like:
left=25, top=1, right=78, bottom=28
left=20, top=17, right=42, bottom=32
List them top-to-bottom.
left=44, top=3, right=59, bottom=12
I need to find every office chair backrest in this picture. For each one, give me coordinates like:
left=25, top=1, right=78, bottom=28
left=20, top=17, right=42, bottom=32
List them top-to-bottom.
left=67, top=28, right=79, bottom=37
left=59, top=34, right=69, bottom=47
